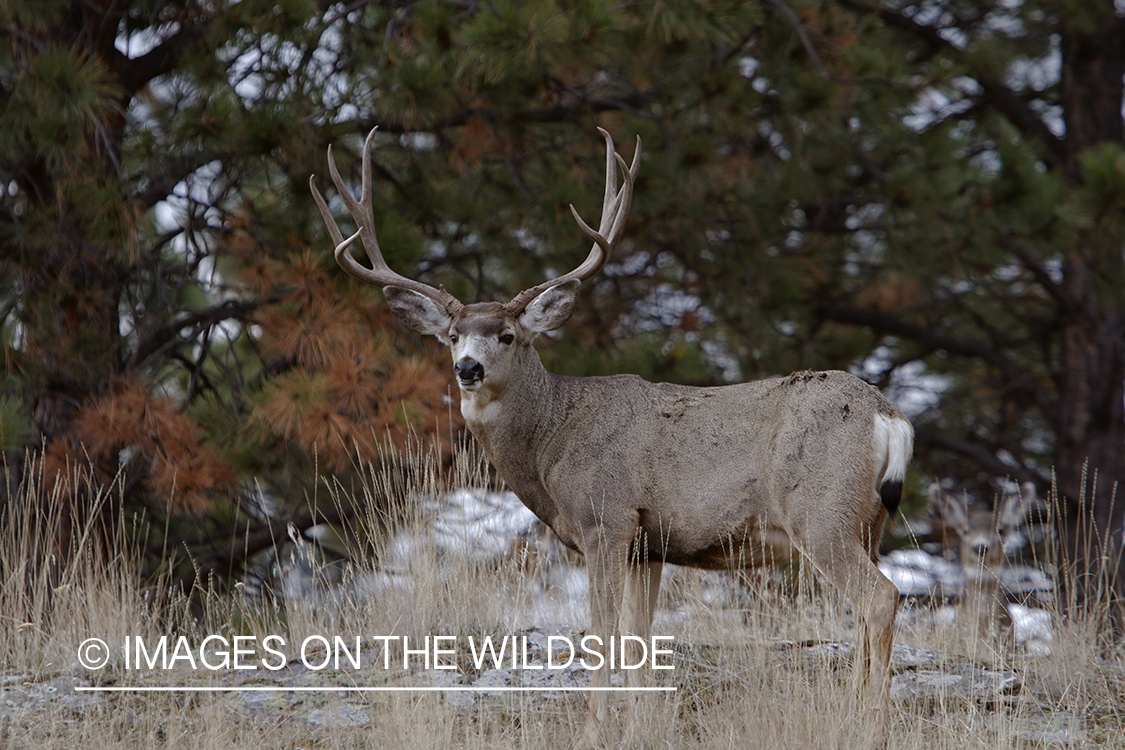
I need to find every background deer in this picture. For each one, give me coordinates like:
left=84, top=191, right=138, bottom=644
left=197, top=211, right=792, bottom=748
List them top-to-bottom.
left=312, top=128, right=913, bottom=749
left=928, top=481, right=1039, bottom=641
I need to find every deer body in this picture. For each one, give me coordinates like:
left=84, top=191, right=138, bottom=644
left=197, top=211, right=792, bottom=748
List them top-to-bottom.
left=313, top=129, right=912, bottom=749
left=465, top=360, right=904, bottom=570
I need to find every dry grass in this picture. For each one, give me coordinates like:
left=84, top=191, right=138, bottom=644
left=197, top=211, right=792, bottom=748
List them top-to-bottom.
left=2, top=445, right=1123, bottom=749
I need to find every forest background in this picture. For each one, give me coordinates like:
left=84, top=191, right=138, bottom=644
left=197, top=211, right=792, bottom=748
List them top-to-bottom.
left=1, top=0, right=1123, bottom=620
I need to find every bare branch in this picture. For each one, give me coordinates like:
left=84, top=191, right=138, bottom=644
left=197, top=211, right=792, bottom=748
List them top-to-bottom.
left=771, top=0, right=830, bottom=78
left=991, top=225, right=1076, bottom=312
left=130, top=299, right=266, bottom=371
left=818, top=302, right=1057, bottom=416
left=915, top=426, right=1046, bottom=489
left=173, top=501, right=358, bottom=592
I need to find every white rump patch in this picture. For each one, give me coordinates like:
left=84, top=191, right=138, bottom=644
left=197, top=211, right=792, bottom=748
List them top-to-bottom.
left=874, top=413, right=913, bottom=485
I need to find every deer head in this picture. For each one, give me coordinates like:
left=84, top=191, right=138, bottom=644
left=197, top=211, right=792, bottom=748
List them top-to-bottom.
left=310, top=127, right=640, bottom=398
left=927, top=480, right=1038, bottom=642
left=929, top=481, right=1038, bottom=572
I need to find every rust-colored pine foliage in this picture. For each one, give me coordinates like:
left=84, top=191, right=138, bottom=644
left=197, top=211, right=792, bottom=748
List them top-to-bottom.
left=34, top=228, right=461, bottom=522
left=240, top=234, right=462, bottom=475
left=43, top=377, right=234, bottom=513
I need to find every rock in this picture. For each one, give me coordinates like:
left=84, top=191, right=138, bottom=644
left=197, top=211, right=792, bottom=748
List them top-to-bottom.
left=891, top=667, right=1020, bottom=701
left=308, top=705, right=370, bottom=728
left=1013, top=729, right=1088, bottom=747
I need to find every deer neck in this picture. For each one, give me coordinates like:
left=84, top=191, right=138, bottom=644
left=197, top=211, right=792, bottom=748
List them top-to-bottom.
left=459, top=344, right=560, bottom=440
left=457, top=345, right=569, bottom=506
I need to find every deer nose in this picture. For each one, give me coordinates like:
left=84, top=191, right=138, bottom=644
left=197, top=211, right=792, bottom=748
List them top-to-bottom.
left=455, top=358, right=484, bottom=383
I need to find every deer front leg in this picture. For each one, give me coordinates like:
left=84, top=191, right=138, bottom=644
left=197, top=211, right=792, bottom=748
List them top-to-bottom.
left=576, top=524, right=634, bottom=750
left=621, top=557, right=663, bottom=748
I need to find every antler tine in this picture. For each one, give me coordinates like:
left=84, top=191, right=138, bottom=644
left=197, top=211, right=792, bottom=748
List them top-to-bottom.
left=311, top=127, right=463, bottom=314
left=596, top=127, right=618, bottom=233
left=505, top=131, right=641, bottom=314
left=555, top=132, right=636, bottom=279
left=310, top=175, right=345, bottom=249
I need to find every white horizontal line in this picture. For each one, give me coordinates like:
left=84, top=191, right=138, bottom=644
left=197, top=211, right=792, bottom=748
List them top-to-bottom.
left=75, top=686, right=675, bottom=693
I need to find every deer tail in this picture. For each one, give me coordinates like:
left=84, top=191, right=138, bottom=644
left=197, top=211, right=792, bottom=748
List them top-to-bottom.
left=874, top=412, right=914, bottom=517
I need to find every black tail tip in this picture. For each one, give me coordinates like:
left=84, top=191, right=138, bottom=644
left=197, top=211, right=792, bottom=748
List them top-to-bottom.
left=880, top=480, right=903, bottom=517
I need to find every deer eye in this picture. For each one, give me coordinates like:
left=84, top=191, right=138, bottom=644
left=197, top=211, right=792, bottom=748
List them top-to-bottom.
left=450, top=333, right=460, bottom=344
left=499, top=333, right=515, bottom=345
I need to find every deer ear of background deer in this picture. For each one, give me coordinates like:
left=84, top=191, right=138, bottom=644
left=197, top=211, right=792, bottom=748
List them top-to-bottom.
left=519, top=279, right=581, bottom=333
left=383, top=286, right=453, bottom=337
left=998, top=482, right=1038, bottom=528
left=929, top=483, right=969, bottom=530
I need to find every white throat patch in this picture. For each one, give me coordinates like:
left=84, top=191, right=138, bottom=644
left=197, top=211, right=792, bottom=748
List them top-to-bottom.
left=460, top=389, right=502, bottom=424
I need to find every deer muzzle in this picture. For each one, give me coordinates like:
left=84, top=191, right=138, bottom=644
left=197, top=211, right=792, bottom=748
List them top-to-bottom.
left=454, top=357, right=484, bottom=387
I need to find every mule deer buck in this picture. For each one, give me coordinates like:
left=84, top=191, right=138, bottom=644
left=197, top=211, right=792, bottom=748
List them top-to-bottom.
left=312, top=128, right=913, bottom=748
left=929, top=481, right=1038, bottom=641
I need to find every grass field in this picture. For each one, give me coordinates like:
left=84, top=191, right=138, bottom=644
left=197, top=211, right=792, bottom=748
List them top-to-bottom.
left=2, top=446, right=1122, bottom=749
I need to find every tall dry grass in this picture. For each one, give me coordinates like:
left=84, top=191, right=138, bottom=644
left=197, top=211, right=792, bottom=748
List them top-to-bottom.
left=2, top=444, right=1123, bottom=749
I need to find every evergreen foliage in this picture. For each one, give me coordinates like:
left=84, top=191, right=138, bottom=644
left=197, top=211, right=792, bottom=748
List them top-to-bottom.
left=1, top=0, right=1122, bottom=617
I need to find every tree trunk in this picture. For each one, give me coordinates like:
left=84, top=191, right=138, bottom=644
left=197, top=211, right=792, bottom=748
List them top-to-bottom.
left=1054, top=11, right=1125, bottom=631
left=1059, top=14, right=1125, bottom=180
left=1055, top=295, right=1125, bottom=631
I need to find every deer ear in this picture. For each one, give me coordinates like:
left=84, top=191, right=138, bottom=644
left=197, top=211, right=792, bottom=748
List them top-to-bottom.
left=520, top=280, right=581, bottom=333
left=383, top=287, right=452, bottom=336
left=997, top=483, right=1036, bottom=527
left=930, top=484, right=969, bottom=528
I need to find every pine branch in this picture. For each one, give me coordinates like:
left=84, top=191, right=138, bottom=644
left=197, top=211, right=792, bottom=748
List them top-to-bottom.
left=770, top=0, right=830, bottom=78
left=836, top=0, right=1067, bottom=170
left=110, top=15, right=215, bottom=100
left=361, top=92, right=653, bottom=135
left=131, top=151, right=241, bottom=211
left=991, top=225, right=1076, bottom=312
left=817, top=302, right=1057, bottom=416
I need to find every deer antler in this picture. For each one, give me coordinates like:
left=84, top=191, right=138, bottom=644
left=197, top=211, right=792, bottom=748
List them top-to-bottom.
left=310, top=127, right=464, bottom=315
left=505, top=128, right=641, bottom=314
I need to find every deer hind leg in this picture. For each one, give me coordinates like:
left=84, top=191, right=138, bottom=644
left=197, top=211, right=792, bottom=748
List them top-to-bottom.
left=801, top=529, right=898, bottom=749
left=621, top=558, right=663, bottom=748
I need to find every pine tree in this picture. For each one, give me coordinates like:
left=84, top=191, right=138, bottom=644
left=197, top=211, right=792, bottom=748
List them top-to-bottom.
left=0, top=0, right=459, bottom=585
left=3, top=0, right=1123, bottom=624
left=743, top=0, right=1125, bottom=627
